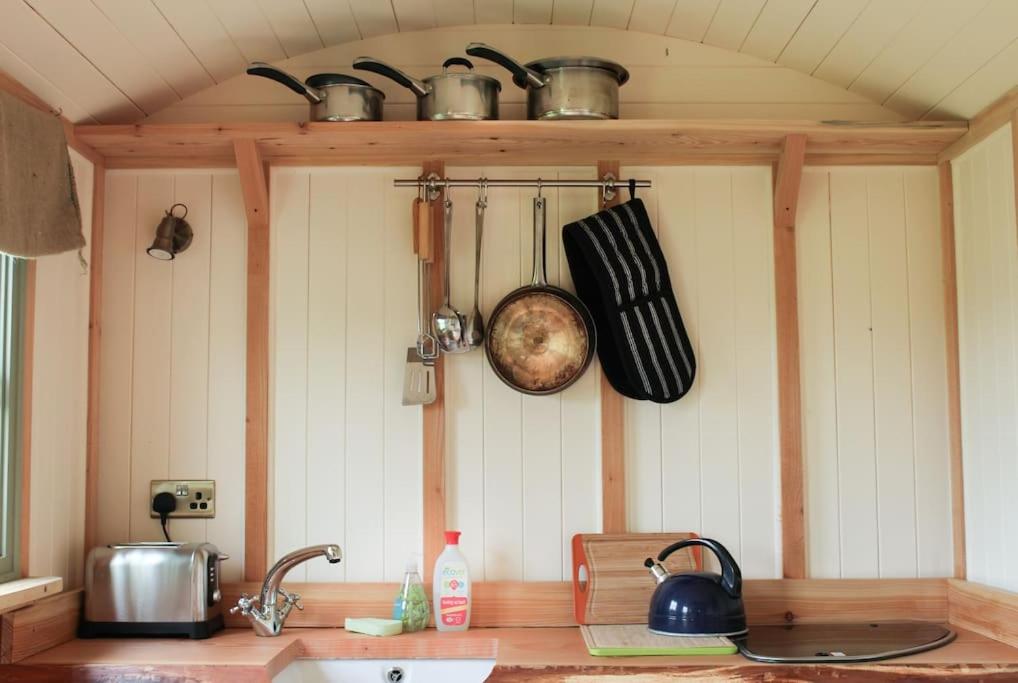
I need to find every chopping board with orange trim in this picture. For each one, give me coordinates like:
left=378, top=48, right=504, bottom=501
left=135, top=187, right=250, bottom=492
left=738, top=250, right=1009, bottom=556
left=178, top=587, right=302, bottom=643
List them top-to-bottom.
left=571, top=533, right=700, bottom=625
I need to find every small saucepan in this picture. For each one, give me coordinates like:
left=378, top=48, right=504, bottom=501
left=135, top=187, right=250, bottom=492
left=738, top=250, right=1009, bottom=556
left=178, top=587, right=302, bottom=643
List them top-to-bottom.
left=465, top=43, right=629, bottom=120
left=353, top=57, right=500, bottom=121
left=247, top=62, right=384, bottom=122
left=486, top=196, right=596, bottom=395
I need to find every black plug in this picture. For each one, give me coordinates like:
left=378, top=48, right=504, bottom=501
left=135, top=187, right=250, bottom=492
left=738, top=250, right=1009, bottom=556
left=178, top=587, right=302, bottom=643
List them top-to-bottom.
left=152, top=492, right=177, bottom=542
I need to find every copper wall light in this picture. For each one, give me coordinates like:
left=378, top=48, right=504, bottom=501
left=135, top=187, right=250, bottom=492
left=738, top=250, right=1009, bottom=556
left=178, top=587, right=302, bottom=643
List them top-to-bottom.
left=147, top=203, right=193, bottom=261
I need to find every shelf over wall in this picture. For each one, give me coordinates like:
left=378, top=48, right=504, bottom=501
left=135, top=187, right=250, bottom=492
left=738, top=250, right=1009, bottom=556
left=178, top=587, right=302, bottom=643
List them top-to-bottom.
left=74, top=120, right=968, bottom=169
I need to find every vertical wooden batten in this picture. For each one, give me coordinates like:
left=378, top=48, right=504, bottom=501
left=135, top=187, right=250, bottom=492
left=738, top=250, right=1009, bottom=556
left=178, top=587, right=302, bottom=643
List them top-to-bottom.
left=1012, top=112, right=1018, bottom=242
left=773, top=135, right=807, bottom=579
left=234, top=140, right=270, bottom=581
left=597, top=160, right=626, bottom=535
left=422, top=161, right=446, bottom=582
left=938, top=161, right=966, bottom=580
left=83, top=162, right=105, bottom=558
left=18, top=261, right=36, bottom=578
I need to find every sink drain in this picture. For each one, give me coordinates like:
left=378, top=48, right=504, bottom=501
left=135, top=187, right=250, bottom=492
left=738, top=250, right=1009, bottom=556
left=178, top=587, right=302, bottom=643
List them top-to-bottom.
left=385, top=666, right=406, bottom=683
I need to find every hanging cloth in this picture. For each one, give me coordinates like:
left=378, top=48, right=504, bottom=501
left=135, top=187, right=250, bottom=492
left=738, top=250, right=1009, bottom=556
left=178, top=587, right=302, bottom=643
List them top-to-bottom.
left=0, top=90, right=84, bottom=258
left=562, top=198, right=695, bottom=403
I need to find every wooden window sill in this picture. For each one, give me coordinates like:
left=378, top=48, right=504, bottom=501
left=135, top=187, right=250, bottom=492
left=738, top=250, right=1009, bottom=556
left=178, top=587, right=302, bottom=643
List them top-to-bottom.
left=0, top=577, right=62, bottom=614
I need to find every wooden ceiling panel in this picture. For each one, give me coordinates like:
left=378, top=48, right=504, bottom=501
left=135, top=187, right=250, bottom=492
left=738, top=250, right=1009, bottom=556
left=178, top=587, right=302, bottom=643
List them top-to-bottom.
left=2, top=0, right=1015, bottom=124
left=23, top=0, right=179, bottom=114
left=93, top=0, right=214, bottom=99
left=150, top=0, right=248, bottom=84
left=206, top=0, right=286, bottom=62
left=256, top=0, right=324, bottom=57
left=666, top=0, right=723, bottom=42
left=702, top=0, right=765, bottom=51
left=740, top=0, right=815, bottom=62
left=776, top=0, right=867, bottom=75
left=811, top=0, right=922, bottom=88
left=849, top=0, right=990, bottom=106
left=885, top=0, right=1018, bottom=119
left=0, top=41, right=92, bottom=122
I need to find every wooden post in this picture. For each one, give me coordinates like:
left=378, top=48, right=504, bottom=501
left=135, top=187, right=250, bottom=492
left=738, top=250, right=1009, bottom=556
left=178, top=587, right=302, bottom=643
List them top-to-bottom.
left=773, top=135, right=807, bottom=579
left=234, top=139, right=270, bottom=581
left=597, top=160, right=626, bottom=535
left=422, top=161, right=446, bottom=582
left=938, top=161, right=966, bottom=579
left=83, top=162, right=105, bottom=558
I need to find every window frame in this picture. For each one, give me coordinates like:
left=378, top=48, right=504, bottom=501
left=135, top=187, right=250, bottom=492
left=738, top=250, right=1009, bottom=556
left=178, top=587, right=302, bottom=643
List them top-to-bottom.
left=0, top=254, right=27, bottom=584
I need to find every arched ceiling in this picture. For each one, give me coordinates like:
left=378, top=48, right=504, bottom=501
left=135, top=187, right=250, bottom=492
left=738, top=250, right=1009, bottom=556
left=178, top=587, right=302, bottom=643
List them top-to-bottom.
left=1, top=0, right=1016, bottom=124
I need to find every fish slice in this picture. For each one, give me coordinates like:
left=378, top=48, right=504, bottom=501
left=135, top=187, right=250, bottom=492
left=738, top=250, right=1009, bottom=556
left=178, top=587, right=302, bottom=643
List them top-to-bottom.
left=403, top=199, right=438, bottom=406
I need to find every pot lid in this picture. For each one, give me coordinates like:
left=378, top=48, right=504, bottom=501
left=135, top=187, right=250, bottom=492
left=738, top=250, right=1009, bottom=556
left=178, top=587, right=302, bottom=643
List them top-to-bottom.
left=425, top=57, right=502, bottom=90
left=524, top=57, right=630, bottom=85
left=306, top=73, right=384, bottom=95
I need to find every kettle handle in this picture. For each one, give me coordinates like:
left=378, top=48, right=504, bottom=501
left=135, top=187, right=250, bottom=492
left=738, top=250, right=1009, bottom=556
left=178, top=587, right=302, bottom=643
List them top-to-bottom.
left=657, top=538, right=741, bottom=599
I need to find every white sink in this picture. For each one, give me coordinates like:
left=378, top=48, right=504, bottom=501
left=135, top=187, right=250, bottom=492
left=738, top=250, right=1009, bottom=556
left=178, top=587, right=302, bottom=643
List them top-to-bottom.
left=272, top=658, right=496, bottom=683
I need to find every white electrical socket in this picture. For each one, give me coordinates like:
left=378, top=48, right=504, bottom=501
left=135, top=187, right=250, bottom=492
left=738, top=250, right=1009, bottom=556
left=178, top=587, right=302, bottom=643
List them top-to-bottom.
left=150, top=480, right=216, bottom=519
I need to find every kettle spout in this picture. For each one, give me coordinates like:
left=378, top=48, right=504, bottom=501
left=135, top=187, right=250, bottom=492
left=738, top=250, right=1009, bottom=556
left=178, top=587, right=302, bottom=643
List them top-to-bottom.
left=644, top=558, right=670, bottom=584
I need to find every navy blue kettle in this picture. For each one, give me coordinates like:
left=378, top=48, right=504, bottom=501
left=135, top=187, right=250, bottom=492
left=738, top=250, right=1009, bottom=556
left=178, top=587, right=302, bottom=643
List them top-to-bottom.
left=644, top=538, right=747, bottom=637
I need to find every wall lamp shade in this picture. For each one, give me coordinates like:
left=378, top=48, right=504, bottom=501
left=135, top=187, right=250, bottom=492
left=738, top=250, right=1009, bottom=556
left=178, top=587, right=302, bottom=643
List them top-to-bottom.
left=147, top=203, right=193, bottom=261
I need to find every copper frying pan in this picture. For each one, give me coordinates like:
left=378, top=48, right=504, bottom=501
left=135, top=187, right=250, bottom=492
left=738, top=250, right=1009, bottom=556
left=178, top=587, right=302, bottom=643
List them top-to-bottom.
left=486, top=196, right=596, bottom=395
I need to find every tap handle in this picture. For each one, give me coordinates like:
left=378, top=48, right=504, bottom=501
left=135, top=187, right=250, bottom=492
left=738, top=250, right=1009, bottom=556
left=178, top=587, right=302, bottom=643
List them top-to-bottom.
left=279, top=587, right=304, bottom=611
left=231, top=593, right=256, bottom=615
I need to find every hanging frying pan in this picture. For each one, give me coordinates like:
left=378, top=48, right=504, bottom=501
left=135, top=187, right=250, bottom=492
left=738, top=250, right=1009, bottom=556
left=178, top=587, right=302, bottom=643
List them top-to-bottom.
left=486, top=195, right=596, bottom=395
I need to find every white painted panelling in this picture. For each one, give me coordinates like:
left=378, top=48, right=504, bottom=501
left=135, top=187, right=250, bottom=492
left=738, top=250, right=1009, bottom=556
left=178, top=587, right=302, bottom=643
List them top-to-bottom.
left=150, top=0, right=248, bottom=84
left=206, top=0, right=286, bottom=63
left=257, top=0, right=324, bottom=57
left=302, top=0, right=361, bottom=45
left=347, top=0, right=398, bottom=38
left=391, top=0, right=436, bottom=32
left=514, top=0, right=553, bottom=25
left=552, top=0, right=594, bottom=25
left=589, top=0, right=634, bottom=28
left=630, top=0, right=680, bottom=36
left=702, top=0, right=765, bottom=52
left=740, top=0, right=815, bottom=63
left=776, top=0, right=868, bottom=75
left=434, top=1, right=475, bottom=27
left=952, top=124, right=1018, bottom=592
left=27, top=151, right=92, bottom=587
left=619, top=166, right=780, bottom=579
left=269, top=167, right=421, bottom=582
left=444, top=167, right=602, bottom=582
left=797, top=167, right=953, bottom=579
left=97, top=170, right=248, bottom=580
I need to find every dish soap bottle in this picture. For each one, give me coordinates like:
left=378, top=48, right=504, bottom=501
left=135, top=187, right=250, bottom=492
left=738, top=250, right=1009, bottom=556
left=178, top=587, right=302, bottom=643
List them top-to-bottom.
left=433, top=531, right=471, bottom=631
left=392, top=556, right=430, bottom=633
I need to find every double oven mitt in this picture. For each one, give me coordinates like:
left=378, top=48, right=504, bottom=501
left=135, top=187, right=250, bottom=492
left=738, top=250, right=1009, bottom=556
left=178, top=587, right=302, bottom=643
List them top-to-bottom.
left=562, top=198, right=695, bottom=403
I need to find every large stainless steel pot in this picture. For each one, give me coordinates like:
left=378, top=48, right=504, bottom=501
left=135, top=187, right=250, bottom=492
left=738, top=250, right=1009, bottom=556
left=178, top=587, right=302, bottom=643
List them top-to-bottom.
left=465, top=44, right=629, bottom=120
left=353, top=57, right=500, bottom=121
left=246, top=62, right=384, bottom=122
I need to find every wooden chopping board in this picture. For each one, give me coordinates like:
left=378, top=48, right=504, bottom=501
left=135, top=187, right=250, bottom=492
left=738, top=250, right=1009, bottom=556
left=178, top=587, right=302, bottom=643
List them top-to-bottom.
left=571, top=532, right=700, bottom=625
left=581, top=624, right=737, bottom=657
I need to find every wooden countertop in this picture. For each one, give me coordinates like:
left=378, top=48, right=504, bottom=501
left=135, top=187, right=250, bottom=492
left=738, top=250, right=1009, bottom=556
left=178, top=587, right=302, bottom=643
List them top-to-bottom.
left=7, top=625, right=1018, bottom=682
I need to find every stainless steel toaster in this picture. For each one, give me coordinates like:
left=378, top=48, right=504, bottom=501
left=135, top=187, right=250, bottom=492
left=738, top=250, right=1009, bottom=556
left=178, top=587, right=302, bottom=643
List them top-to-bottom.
left=80, top=542, right=227, bottom=639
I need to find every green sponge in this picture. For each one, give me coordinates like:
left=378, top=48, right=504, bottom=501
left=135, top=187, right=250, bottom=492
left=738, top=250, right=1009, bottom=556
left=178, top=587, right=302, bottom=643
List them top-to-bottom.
left=345, top=617, right=404, bottom=637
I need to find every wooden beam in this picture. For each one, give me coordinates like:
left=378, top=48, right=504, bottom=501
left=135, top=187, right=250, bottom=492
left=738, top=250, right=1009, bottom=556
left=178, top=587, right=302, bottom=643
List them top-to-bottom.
left=940, top=85, right=1018, bottom=162
left=1013, top=112, right=1018, bottom=246
left=74, top=120, right=967, bottom=168
left=772, top=135, right=807, bottom=579
left=233, top=139, right=269, bottom=582
left=422, top=160, right=446, bottom=583
left=596, top=161, right=626, bottom=535
left=938, top=161, right=966, bottom=580
left=83, top=162, right=105, bottom=559
left=18, top=262, right=35, bottom=579
left=948, top=579, right=1018, bottom=649
left=0, top=589, right=81, bottom=664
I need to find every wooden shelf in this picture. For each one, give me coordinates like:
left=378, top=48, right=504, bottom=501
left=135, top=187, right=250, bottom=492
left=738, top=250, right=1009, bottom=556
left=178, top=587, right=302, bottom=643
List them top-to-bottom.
left=74, top=119, right=968, bottom=169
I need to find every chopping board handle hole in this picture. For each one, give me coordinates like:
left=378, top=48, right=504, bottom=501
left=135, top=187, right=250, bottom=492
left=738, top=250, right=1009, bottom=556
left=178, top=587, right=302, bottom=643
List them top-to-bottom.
left=577, top=564, right=588, bottom=592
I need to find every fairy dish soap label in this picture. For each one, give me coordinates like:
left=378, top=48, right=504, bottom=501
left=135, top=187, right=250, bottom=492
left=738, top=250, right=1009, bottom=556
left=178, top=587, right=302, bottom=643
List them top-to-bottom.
left=433, top=531, right=471, bottom=631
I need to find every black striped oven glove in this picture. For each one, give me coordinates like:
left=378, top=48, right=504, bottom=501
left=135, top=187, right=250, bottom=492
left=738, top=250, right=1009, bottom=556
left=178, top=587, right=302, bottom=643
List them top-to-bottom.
left=562, top=198, right=695, bottom=403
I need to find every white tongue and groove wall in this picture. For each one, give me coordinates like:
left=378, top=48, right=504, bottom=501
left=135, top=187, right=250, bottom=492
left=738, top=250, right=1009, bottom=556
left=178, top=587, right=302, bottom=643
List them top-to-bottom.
left=92, top=27, right=957, bottom=583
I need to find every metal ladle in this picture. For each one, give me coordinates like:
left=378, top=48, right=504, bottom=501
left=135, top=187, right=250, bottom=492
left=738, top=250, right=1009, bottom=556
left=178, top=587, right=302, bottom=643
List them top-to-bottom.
left=463, top=180, right=486, bottom=349
left=432, top=189, right=469, bottom=353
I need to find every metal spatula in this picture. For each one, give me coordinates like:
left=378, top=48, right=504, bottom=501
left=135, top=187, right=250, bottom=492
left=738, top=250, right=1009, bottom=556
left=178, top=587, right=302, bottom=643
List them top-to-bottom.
left=403, top=201, right=438, bottom=406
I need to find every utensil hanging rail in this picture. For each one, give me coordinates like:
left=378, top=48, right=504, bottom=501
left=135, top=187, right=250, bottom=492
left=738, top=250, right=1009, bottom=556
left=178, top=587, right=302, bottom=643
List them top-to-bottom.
left=394, top=174, right=651, bottom=203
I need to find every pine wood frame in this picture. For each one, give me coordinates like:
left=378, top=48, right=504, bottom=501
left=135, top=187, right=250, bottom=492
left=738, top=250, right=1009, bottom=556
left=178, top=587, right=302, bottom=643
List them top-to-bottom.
left=68, top=115, right=976, bottom=617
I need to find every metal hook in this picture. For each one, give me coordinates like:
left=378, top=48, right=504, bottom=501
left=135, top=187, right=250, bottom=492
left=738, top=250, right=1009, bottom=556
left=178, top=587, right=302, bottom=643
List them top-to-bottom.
left=425, top=172, right=441, bottom=202
left=601, top=173, right=617, bottom=206
left=477, top=177, right=488, bottom=208
left=536, top=178, right=543, bottom=199
left=168, top=203, right=188, bottom=220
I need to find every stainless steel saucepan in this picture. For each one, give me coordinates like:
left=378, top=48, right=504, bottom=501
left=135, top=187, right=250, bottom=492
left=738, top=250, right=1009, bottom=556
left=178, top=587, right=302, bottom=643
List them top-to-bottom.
left=465, top=43, right=629, bottom=120
left=353, top=57, right=500, bottom=121
left=247, top=62, right=385, bottom=122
